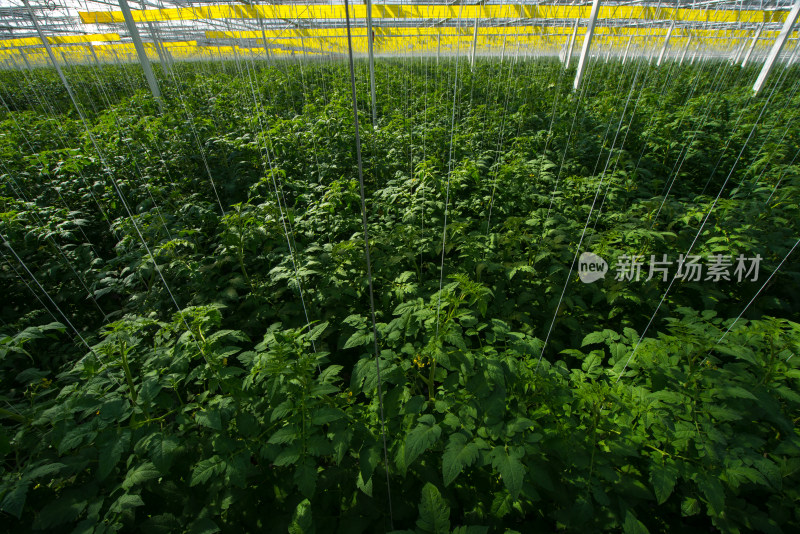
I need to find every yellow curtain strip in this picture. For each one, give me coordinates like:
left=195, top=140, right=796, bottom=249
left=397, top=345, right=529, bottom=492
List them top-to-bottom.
left=79, top=4, right=791, bottom=24
left=208, top=26, right=798, bottom=42
left=0, top=34, right=119, bottom=48
left=2, top=34, right=786, bottom=64
left=0, top=35, right=775, bottom=60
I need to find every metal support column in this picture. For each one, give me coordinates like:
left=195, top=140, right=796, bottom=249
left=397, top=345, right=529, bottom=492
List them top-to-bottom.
left=117, top=0, right=163, bottom=111
left=573, top=0, right=601, bottom=90
left=753, top=1, right=800, bottom=95
left=470, top=12, right=480, bottom=70
left=565, top=18, right=579, bottom=68
left=657, top=21, right=676, bottom=66
left=742, top=23, right=764, bottom=67
left=679, top=35, right=693, bottom=63
left=731, top=38, right=746, bottom=64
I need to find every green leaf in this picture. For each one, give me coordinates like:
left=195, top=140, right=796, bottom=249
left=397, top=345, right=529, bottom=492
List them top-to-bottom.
left=307, top=321, right=329, bottom=342
left=344, top=330, right=371, bottom=349
left=581, top=331, right=606, bottom=346
left=582, top=353, right=602, bottom=379
left=719, top=385, right=757, bottom=400
left=270, top=400, right=293, bottom=422
left=311, top=407, right=344, bottom=425
left=195, top=409, right=222, bottom=431
left=405, top=416, right=442, bottom=466
left=58, top=425, right=88, bottom=454
left=268, top=425, right=298, bottom=445
left=331, top=426, right=352, bottom=465
left=98, top=430, right=130, bottom=480
left=442, top=433, right=479, bottom=486
left=147, top=434, right=180, bottom=473
left=273, top=445, right=301, bottom=467
left=491, top=446, right=525, bottom=500
left=225, top=452, right=250, bottom=488
left=190, top=456, right=224, bottom=487
left=294, top=460, right=317, bottom=498
left=27, top=462, right=67, bottom=479
left=122, top=462, right=160, bottom=490
left=650, top=462, right=678, bottom=504
left=356, top=470, right=373, bottom=497
left=697, top=474, right=725, bottom=516
left=0, top=482, right=28, bottom=519
left=416, top=483, right=450, bottom=534
left=490, top=491, right=514, bottom=518
left=32, top=493, right=87, bottom=529
left=109, top=493, right=145, bottom=514
left=681, top=497, right=701, bottom=516
left=289, top=498, right=314, bottom=534
left=622, top=511, right=650, bottom=534
left=141, top=514, right=181, bottom=533
left=188, top=518, right=221, bottom=534
left=451, top=527, right=489, bottom=534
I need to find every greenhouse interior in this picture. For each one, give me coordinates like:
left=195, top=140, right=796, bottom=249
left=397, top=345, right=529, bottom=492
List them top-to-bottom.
left=1, top=0, right=800, bottom=532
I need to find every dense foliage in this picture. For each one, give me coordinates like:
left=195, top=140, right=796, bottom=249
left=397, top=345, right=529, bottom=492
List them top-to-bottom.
left=1, top=56, right=799, bottom=533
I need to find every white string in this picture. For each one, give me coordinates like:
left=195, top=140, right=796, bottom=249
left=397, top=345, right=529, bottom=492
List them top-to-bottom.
left=434, top=3, right=466, bottom=346
left=616, top=67, right=800, bottom=382
left=699, top=237, right=800, bottom=367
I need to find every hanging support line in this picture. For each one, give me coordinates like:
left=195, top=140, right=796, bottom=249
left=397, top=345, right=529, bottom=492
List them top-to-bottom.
left=342, top=0, right=394, bottom=527
left=366, top=0, right=378, bottom=129
left=20, top=2, right=228, bottom=385
left=435, top=2, right=466, bottom=352
left=615, top=67, right=797, bottom=382
left=699, top=237, right=800, bottom=368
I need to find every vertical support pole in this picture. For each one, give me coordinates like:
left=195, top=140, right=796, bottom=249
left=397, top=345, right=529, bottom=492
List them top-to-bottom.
left=117, top=0, right=163, bottom=111
left=365, top=0, right=378, bottom=128
left=573, top=0, right=601, bottom=90
left=753, top=1, right=800, bottom=95
left=470, top=9, right=480, bottom=70
left=565, top=17, right=579, bottom=68
left=657, top=21, right=676, bottom=66
left=742, top=22, right=764, bottom=67
left=436, top=30, right=441, bottom=65
left=500, top=35, right=507, bottom=63
left=621, top=35, right=633, bottom=64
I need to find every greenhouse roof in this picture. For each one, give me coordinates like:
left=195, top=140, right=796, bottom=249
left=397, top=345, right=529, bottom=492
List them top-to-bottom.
left=0, top=1, right=798, bottom=63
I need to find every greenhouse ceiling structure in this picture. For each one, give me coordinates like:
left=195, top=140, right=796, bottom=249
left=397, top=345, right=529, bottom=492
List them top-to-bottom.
left=1, top=1, right=799, bottom=65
